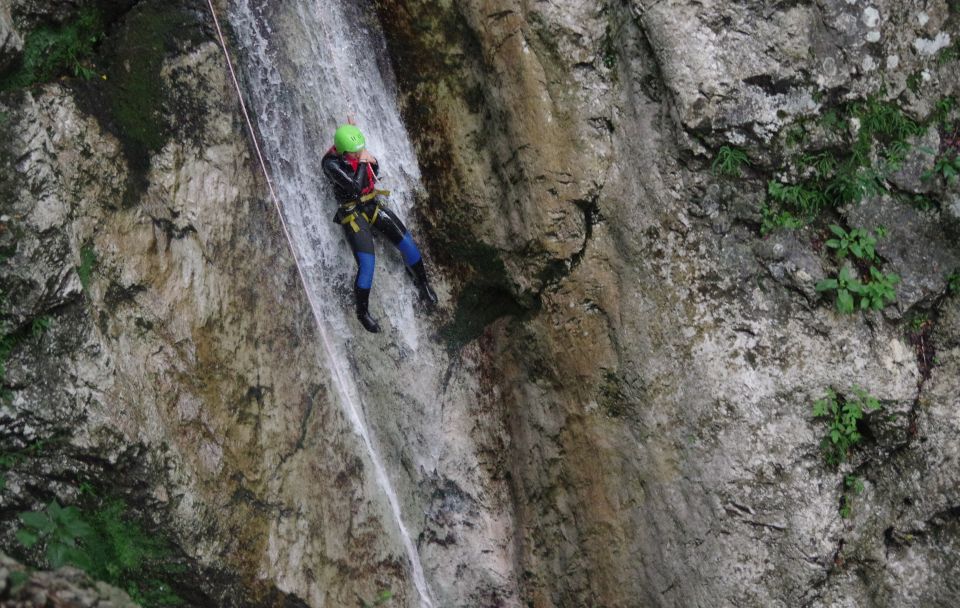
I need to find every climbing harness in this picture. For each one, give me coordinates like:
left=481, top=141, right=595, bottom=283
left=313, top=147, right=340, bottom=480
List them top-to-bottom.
left=337, top=189, right=392, bottom=232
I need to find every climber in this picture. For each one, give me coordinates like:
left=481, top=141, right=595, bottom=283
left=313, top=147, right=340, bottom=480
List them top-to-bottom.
left=321, top=117, right=438, bottom=334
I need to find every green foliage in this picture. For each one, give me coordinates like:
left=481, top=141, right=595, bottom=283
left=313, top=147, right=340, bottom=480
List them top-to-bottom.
left=0, top=7, right=104, bottom=90
left=937, top=40, right=960, bottom=66
left=906, top=71, right=924, bottom=94
left=932, top=96, right=957, bottom=126
left=851, top=97, right=925, bottom=143
left=712, top=146, right=750, bottom=177
left=922, top=153, right=960, bottom=185
left=767, top=180, right=826, bottom=216
left=760, top=205, right=804, bottom=235
left=825, top=224, right=877, bottom=261
left=77, top=245, right=96, bottom=292
left=816, top=265, right=900, bottom=314
left=816, top=266, right=862, bottom=314
left=859, top=267, right=900, bottom=311
left=949, top=272, right=960, bottom=294
left=31, top=316, right=51, bottom=338
left=812, top=387, right=882, bottom=467
left=840, top=474, right=866, bottom=518
left=16, top=499, right=182, bottom=607
left=16, top=501, right=94, bottom=569
left=361, top=590, right=394, bottom=608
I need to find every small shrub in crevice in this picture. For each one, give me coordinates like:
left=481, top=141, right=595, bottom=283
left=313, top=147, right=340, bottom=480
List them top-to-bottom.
left=0, top=7, right=105, bottom=91
left=712, top=146, right=750, bottom=177
left=922, top=152, right=960, bottom=185
left=824, top=224, right=878, bottom=261
left=77, top=245, right=96, bottom=292
left=816, top=266, right=899, bottom=313
left=949, top=272, right=960, bottom=294
left=812, top=387, right=882, bottom=467
left=839, top=474, right=865, bottom=519
left=16, top=499, right=183, bottom=607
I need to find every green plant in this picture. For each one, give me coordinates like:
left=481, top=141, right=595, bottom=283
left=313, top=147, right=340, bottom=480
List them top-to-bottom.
left=0, top=7, right=104, bottom=91
left=937, top=40, right=960, bottom=66
left=906, top=71, right=924, bottom=94
left=851, top=97, right=925, bottom=143
left=712, top=146, right=750, bottom=177
left=801, top=151, right=838, bottom=179
left=922, top=153, right=960, bottom=185
left=768, top=180, right=826, bottom=216
left=760, top=205, right=805, bottom=234
left=825, top=224, right=877, bottom=261
left=77, top=245, right=96, bottom=292
left=816, top=266, right=862, bottom=314
left=859, top=267, right=900, bottom=311
left=949, top=272, right=960, bottom=294
left=31, top=316, right=51, bottom=338
left=813, top=387, right=882, bottom=466
left=840, top=474, right=866, bottom=518
left=17, top=499, right=183, bottom=607
left=16, top=501, right=94, bottom=568
left=361, top=590, right=394, bottom=608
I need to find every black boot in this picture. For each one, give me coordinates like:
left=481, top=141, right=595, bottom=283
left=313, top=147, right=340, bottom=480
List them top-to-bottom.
left=409, top=260, right=438, bottom=306
left=355, top=287, right=381, bottom=333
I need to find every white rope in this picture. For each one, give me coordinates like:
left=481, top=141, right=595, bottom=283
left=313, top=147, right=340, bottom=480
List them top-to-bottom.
left=203, top=3, right=434, bottom=606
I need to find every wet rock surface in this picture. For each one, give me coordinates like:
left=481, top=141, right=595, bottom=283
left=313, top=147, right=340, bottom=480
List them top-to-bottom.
left=0, top=0, right=958, bottom=606
left=379, top=0, right=960, bottom=606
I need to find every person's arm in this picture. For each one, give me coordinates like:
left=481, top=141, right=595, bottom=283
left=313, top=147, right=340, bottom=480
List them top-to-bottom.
left=322, top=155, right=367, bottom=197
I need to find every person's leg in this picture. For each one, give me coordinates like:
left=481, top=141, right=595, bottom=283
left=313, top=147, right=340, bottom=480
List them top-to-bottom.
left=370, top=204, right=438, bottom=305
left=342, top=215, right=380, bottom=333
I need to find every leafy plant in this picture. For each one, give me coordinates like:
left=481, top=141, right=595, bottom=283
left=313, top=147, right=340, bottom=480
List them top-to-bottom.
left=0, top=7, right=104, bottom=91
left=906, top=71, right=923, bottom=95
left=851, top=97, right=925, bottom=143
left=712, top=146, right=750, bottom=177
left=922, top=153, right=960, bottom=185
left=768, top=180, right=826, bottom=216
left=760, top=205, right=805, bottom=235
left=825, top=224, right=877, bottom=261
left=77, top=245, right=96, bottom=292
left=816, top=266, right=862, bottom=314
left=859, top=267, right=900, bottom=311
left=949, top=272, right=960, bottom=294
left=31, top=316, right=51, bottom=338
left=813, top=387, right=882, bottom=466
left=840, top=474, right=866, bottom=518
left=17, top=499, right=183, bottom=607
left=16, top=501, right=94, bottom=568
left=361, top=590, right=394, bottom=608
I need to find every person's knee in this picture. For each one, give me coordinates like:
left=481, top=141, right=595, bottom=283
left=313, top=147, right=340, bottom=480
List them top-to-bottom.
left=397, top=233, right=421, bottom=266
left=355, top=252, right=376, bottom=289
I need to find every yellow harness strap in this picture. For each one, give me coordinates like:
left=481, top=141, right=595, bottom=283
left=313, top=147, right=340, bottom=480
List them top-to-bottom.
left=339, top=189, right=390, bottom=233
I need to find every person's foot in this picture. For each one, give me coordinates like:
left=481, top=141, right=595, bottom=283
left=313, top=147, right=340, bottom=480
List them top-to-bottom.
left=410, top=260, right=438, bottom=307
left=355, top=287, right=381, bottom=333
left=357, top=310, right=381, bottom=333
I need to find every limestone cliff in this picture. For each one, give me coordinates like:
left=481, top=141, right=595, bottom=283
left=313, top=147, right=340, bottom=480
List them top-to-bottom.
left=0, top=0, right=958, bottom=606
left=378, top=0, right=960, bottom=606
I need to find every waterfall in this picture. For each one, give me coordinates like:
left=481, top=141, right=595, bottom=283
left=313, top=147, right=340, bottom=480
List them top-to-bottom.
left=225, top=1, right=433, bottom=605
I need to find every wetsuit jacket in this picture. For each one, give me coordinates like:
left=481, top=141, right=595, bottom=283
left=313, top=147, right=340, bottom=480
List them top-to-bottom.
left=321, top=149, right=380, bottom=206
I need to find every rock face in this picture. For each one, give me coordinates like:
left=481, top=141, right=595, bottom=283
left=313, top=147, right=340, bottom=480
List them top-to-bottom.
left=1, top=0, right=959, bottom=607
left=378, top=0, right=960, bottom=606
left=0, top=1, right=427, bottom=605
left=0, top=552, right=140, bottom=608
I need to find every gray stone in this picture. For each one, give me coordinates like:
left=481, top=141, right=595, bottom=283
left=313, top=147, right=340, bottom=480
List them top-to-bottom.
left=0, top=1, right=22, bottom=72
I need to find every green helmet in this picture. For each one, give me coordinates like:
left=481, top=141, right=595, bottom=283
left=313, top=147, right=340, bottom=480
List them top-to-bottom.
left=334, top=124, right=366, bottom=154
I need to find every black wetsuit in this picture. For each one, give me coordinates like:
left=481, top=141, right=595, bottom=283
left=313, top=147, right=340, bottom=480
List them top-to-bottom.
left=321, top=146, right=434, bottom=332
left=320, top=148, right=423, bottom=290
